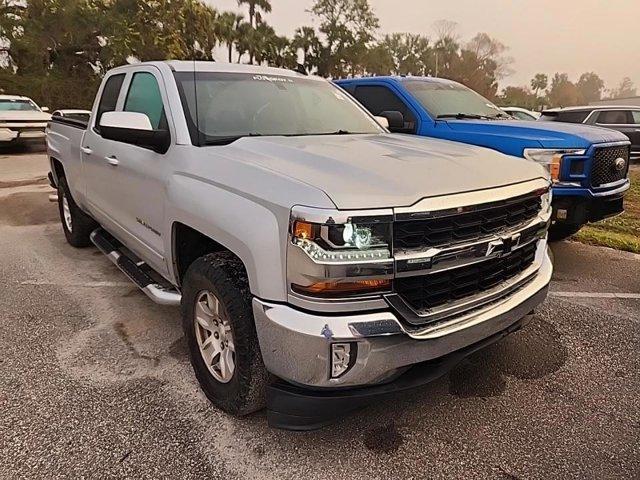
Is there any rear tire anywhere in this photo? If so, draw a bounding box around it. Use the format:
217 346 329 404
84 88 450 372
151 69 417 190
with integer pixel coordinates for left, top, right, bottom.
548 223 581 242
181 252 267 416
57 176 98 247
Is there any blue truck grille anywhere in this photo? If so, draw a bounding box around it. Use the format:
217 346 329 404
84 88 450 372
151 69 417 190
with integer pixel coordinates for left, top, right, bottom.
395 241 537 313
393 194 542 251
591 145 630 187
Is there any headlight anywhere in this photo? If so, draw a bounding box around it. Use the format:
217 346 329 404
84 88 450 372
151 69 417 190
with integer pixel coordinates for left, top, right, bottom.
523 149 585 182
288 208 393 298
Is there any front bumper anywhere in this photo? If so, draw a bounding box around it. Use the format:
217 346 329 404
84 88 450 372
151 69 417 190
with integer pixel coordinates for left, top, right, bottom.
253 245 552 390
0 127 46 144
552 182 628 226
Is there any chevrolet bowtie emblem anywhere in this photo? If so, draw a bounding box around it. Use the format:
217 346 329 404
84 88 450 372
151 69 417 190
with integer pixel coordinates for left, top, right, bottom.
486 233 521 256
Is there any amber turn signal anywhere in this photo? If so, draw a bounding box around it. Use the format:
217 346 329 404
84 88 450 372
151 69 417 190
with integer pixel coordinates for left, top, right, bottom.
292 279 391 297
293 220 313 239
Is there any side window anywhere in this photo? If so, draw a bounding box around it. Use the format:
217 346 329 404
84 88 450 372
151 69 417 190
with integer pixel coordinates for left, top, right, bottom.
124 72 167 130
631 111 640 124
556 110 589 123
353 85 416 132
596 110 632 125
95 74 125 129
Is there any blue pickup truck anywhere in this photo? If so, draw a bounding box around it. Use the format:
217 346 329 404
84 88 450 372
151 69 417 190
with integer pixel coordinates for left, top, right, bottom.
336 77 631 240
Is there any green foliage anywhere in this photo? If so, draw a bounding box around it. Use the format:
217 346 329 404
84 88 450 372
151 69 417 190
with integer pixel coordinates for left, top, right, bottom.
545 73 581 107
2 0 632 113
498 86 537 109
576 72 605 103
574 170 640 254
310 0 380 77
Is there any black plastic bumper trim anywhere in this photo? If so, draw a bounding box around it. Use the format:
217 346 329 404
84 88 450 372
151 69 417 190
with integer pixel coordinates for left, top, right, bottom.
266 317 526 430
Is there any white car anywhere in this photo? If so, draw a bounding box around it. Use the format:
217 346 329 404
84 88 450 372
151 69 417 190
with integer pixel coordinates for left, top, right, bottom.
0 95 51 146
500 107 541 121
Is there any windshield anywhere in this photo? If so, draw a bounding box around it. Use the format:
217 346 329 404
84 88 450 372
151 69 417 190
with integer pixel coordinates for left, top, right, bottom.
174 72 383 145
403 80 506 119
0 99 40 112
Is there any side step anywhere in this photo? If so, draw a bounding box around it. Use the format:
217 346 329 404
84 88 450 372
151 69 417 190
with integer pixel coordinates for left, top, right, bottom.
90 228 182 306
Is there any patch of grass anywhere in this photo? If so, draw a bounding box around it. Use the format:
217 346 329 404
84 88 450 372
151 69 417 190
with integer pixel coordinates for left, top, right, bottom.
573 168 640 254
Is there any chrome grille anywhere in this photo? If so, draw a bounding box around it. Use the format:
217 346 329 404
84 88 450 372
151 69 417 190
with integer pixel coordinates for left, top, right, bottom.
393 194 542 251
395 242 537 314
591 145 630 187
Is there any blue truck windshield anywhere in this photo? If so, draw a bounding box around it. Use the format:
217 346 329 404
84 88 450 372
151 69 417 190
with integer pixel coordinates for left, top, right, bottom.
174 72 383 145
403 80 506 119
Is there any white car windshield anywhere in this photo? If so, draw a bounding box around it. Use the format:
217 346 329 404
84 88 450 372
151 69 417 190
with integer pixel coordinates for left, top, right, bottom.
0 99 40 112
174 72 383 145
403 80 507 120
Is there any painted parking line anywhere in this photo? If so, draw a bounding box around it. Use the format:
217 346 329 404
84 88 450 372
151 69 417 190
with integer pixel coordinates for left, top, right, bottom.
550 291 640 300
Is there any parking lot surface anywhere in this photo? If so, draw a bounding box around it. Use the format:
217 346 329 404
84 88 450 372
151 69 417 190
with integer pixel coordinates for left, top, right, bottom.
1 152 638 479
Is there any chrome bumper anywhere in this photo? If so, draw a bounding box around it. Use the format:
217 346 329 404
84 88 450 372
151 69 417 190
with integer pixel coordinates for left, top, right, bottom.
253 245 553 389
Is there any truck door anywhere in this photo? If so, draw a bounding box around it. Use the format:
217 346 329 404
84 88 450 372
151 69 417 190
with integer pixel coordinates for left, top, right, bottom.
81 72 127 234
351 84 418 134
83 67 173 276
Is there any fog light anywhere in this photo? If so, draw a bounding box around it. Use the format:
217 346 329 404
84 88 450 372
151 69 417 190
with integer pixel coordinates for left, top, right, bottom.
331 343 355 378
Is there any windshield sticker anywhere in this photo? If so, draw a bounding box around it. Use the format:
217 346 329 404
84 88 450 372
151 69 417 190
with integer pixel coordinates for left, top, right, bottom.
252 75 294 83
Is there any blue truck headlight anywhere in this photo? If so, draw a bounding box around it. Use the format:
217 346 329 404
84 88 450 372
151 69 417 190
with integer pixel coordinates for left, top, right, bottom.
523 149 585 182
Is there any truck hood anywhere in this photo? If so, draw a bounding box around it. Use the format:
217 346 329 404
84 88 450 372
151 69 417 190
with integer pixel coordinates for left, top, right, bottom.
444 119 628 149
0 111 51 122
217 133 548 209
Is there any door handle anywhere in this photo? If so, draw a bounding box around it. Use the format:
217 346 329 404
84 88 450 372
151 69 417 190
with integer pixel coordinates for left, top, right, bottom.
81 146 92 155
106 155 119 166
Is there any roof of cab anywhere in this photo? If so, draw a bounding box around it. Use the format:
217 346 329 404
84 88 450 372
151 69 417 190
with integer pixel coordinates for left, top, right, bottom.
108 60 321 81
0 94 33 100
338 75 461 85
543 105 640 113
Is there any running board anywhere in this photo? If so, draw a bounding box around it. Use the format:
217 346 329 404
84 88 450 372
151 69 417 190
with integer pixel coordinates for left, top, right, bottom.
90 228 181 306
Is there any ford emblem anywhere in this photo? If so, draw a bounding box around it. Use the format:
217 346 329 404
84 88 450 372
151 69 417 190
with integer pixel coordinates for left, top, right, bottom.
614 157 626 171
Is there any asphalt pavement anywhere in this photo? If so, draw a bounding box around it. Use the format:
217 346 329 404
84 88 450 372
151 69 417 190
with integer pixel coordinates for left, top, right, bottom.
0 151 638 479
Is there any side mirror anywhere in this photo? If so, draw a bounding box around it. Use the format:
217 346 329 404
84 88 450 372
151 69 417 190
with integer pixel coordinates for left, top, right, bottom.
374 116 389 129
379 111 405 132
99 111 170 153
41 106 50 112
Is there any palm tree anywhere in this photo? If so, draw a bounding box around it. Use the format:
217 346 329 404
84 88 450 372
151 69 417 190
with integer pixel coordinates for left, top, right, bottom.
530 73 548 98
237 0 271 28
217 11 244 63
292 26 320 67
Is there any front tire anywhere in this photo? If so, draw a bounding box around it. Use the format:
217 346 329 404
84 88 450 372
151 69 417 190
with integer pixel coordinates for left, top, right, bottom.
57 176 98 247
181 252 267 416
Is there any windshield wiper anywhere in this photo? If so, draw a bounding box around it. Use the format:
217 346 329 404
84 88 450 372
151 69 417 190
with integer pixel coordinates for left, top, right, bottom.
436 113 488 120
202 133 262 146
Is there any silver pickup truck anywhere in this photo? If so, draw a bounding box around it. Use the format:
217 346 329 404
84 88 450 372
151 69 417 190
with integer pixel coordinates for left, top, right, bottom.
47 61 553 429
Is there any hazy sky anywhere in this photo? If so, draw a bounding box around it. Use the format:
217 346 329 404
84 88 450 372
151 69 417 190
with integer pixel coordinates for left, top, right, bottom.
208 0 640 92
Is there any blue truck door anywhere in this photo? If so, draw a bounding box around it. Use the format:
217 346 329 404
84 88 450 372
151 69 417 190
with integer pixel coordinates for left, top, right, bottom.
349 82 422 134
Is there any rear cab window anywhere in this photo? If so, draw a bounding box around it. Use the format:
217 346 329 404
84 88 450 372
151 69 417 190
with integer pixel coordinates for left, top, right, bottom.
557 111 590 123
